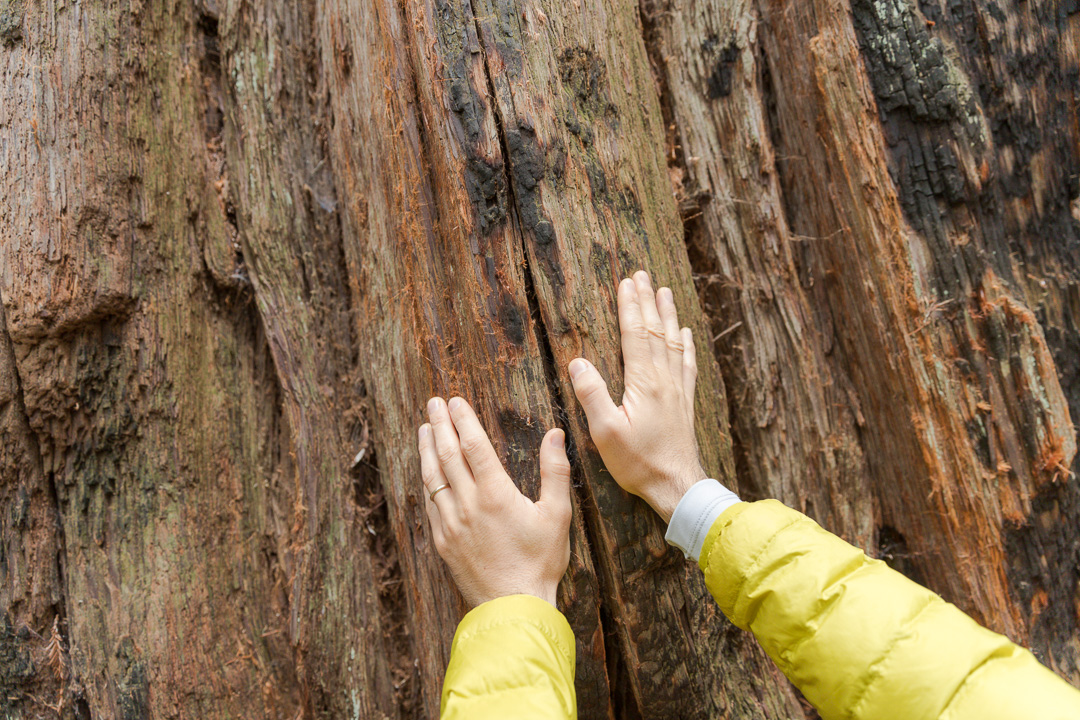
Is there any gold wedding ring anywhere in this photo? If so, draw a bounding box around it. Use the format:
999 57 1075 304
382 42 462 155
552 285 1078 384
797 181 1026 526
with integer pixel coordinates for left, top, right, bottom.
429 483 451 501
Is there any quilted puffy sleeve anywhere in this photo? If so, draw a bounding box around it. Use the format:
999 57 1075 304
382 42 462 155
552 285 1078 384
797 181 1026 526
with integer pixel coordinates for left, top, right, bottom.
699 500 1080 720
441 594 576 720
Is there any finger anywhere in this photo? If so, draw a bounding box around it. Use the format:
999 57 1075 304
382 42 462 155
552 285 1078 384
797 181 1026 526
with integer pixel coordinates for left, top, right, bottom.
682 327 697 404
617 277 652 384
568 358 624 441
633 271 669 371
446 396 505 485
427 396 476 493
418 422 456 519
656 286 684 381
538 429 572 521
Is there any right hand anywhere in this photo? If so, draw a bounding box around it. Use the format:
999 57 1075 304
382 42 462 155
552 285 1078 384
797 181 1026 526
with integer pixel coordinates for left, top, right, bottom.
568 270 707 523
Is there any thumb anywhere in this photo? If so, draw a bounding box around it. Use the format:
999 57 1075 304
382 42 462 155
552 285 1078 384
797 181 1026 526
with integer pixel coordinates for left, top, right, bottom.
568 358 620 437
538 428 572 519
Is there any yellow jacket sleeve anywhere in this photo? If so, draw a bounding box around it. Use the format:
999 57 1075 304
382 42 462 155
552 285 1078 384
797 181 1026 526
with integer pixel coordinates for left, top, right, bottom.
699 500 1080 720
441 594 576 719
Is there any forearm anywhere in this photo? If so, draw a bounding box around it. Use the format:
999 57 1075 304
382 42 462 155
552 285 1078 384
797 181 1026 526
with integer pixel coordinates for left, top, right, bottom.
441 594 577 720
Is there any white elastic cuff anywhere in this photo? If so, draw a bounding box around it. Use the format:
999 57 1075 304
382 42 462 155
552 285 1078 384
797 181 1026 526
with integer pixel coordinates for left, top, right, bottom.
664 478 741 561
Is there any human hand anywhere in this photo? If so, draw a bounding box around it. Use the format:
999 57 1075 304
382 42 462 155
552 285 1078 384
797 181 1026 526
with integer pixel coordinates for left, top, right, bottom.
418 396 573 608
568 271 706 523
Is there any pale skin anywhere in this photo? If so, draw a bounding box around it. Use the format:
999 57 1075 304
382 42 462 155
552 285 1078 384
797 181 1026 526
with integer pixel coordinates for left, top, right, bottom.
417 270 706 607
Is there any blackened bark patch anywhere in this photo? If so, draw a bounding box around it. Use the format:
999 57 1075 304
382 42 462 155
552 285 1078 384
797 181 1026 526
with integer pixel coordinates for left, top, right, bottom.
703 38 739 99
434 0 509 238
491 108 565 290
466 153 509 234
1003 481 1080 669
447 74 509 234
558 47 618 122
115 639 149 720
581 153 647 244
849 0 983 260
0 0 22 45
496 408 547 488
500 300 527 346
505 127 556 245
851 0 975 127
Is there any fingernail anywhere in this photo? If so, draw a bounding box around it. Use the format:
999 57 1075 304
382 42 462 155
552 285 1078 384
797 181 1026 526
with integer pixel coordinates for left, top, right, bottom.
418 424 431 440
448 397 462 412
551 430 565 449
658 287 672 301
635 270 650 285
569 358 588 380
427 397 441 415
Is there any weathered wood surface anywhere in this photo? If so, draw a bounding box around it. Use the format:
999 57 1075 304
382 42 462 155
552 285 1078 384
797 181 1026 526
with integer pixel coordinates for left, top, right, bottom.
0 2 314 717
644 0 1080 684
1 0 1078 718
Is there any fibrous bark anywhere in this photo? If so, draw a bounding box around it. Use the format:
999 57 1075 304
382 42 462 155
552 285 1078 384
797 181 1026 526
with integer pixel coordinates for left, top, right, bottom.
1 0 1077 718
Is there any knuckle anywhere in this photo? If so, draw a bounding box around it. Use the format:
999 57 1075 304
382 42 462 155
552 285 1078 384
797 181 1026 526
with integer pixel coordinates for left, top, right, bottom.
548 463 572 483
435 444 458 467
421 465 439 487
459 434 485 457
579 381 603 401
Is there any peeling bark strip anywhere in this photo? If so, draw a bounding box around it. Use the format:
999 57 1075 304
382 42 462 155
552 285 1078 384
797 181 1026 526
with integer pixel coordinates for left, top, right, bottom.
1 0 1078 719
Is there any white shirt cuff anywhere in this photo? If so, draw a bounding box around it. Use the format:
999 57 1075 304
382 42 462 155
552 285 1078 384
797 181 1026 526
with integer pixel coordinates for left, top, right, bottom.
664 478 742 561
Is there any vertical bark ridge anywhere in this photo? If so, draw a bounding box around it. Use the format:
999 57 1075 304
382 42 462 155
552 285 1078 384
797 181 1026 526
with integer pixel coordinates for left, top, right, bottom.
466 0 806 716
213 0 403 714
753 0 1079 680
637 0 875 550
480 36 627 714
1 1 310 716
0 293 70 714
847 0 1080 675
315 0 611 713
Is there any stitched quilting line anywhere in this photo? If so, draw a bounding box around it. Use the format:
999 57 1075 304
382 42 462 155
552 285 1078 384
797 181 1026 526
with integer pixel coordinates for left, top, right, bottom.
846 593 938 720
726 513 807 625
455 616 575 670
937 640 1018 720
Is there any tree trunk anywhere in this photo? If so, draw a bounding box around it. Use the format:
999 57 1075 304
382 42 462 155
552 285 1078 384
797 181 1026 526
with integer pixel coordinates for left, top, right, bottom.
1 0 1077 718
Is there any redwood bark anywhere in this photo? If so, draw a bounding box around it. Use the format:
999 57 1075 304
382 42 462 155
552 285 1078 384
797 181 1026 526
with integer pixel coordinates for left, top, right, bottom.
1 0 1078 718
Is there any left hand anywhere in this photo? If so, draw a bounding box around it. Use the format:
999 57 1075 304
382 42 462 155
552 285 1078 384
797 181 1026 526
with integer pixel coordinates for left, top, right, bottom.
418 396 573 608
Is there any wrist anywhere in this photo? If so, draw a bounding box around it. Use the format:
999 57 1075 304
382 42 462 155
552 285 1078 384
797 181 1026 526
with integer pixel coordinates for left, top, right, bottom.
646 465 707 523
474 583 559 609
